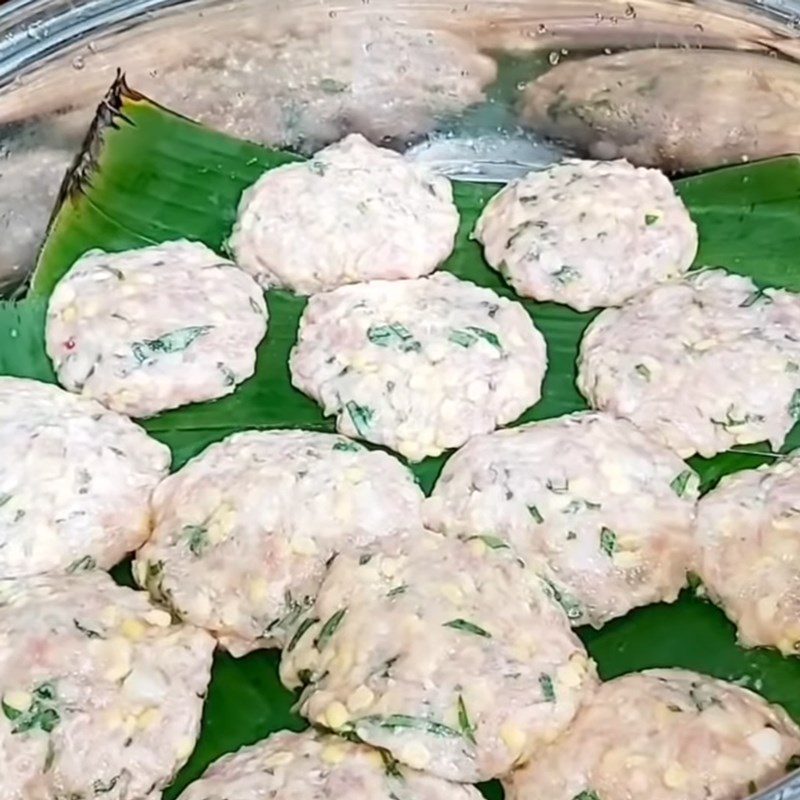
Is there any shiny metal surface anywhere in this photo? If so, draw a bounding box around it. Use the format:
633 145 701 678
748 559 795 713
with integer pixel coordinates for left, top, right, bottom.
0 0 798 292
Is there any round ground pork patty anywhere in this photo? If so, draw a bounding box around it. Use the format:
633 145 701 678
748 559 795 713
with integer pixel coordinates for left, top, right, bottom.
424 411 698 628
289 272 547 461
504 669 800 800
280 529 597 783
176 728 484 800
577 269 800 458
0 570 214 800
696 453 800 655
0 377 170 578
45 239 267 417
134 429 424 655
473 159 697 311
227 133 459 294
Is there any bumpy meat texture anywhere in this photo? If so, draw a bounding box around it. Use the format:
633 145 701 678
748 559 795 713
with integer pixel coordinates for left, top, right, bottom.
0 377 170 578
151 16 498 153
0 570 214 800
290 272 547 461
134 430 424 655
473 158 697 310
176 728 484 800
696 454 800 655
425 411 698 627
504 669 800 800
280 529 597 782
519 49 800 173
45 240 267 417
577 269 800 458
228 134 459 294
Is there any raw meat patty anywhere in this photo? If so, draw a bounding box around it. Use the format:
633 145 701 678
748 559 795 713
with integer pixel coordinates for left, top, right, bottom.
290 272 547 461
175 728 484 800
577 269 800 458
425 411 698 627
0 377 170 578
504 669 800 800
228 134 459 294
473 158 697 311
0 570 214 800
696 454 800 655
46 239 267 417
280 529 597 782
134 430 424 654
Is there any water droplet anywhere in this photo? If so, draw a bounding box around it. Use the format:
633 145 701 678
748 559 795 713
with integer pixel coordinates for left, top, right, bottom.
87 41 98 53
516 81 527 90
560 48 569 56
10 329 18 339
603 47 613 55
548 51 560 66
72 56 85 70
625 3 636 17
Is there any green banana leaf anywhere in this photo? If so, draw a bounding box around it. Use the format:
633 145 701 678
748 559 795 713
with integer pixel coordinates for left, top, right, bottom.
3 75 800 797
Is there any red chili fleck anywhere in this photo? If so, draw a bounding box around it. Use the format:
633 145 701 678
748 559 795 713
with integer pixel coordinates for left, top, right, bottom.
64 338 76 351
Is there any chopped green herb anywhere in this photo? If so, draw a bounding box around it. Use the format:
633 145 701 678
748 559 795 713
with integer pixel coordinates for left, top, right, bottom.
563 499 601 514
552 265 579 284
367 323 421 353
93 775 121 794
443 618 492 638
297 669 313 686
457 695 477 744
710 405 765 430
319 77 348 93
540 578 583 621
687 571 704 594
467 535 509 550
546 478 569 494
572 791 601 800
644 213 660 226
567 531 577 541
314 609 347 651
747 781 757 795
466 326 501 350
286 617 319 653
634 363 651 380
44 738 55 771
74 619 103 639
387 585 407 598
183 524 210 557
333 440 361 453
600 527 617 557
345 401 373 437
788 362 800 373
539 673 555 702
3 682 60 734
785 754 800 772
789 389 800 421
131 325 213 365
448 326 502 350
0 493 11 508
380 748 404 779
359 714 461 738
248 296 263 315
527 505 544 524
739 288 773 308
309 160 327 176
359 553 373 565
66 555 96 573
217 363 236 386
449 328 478 348
670 469 697 498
